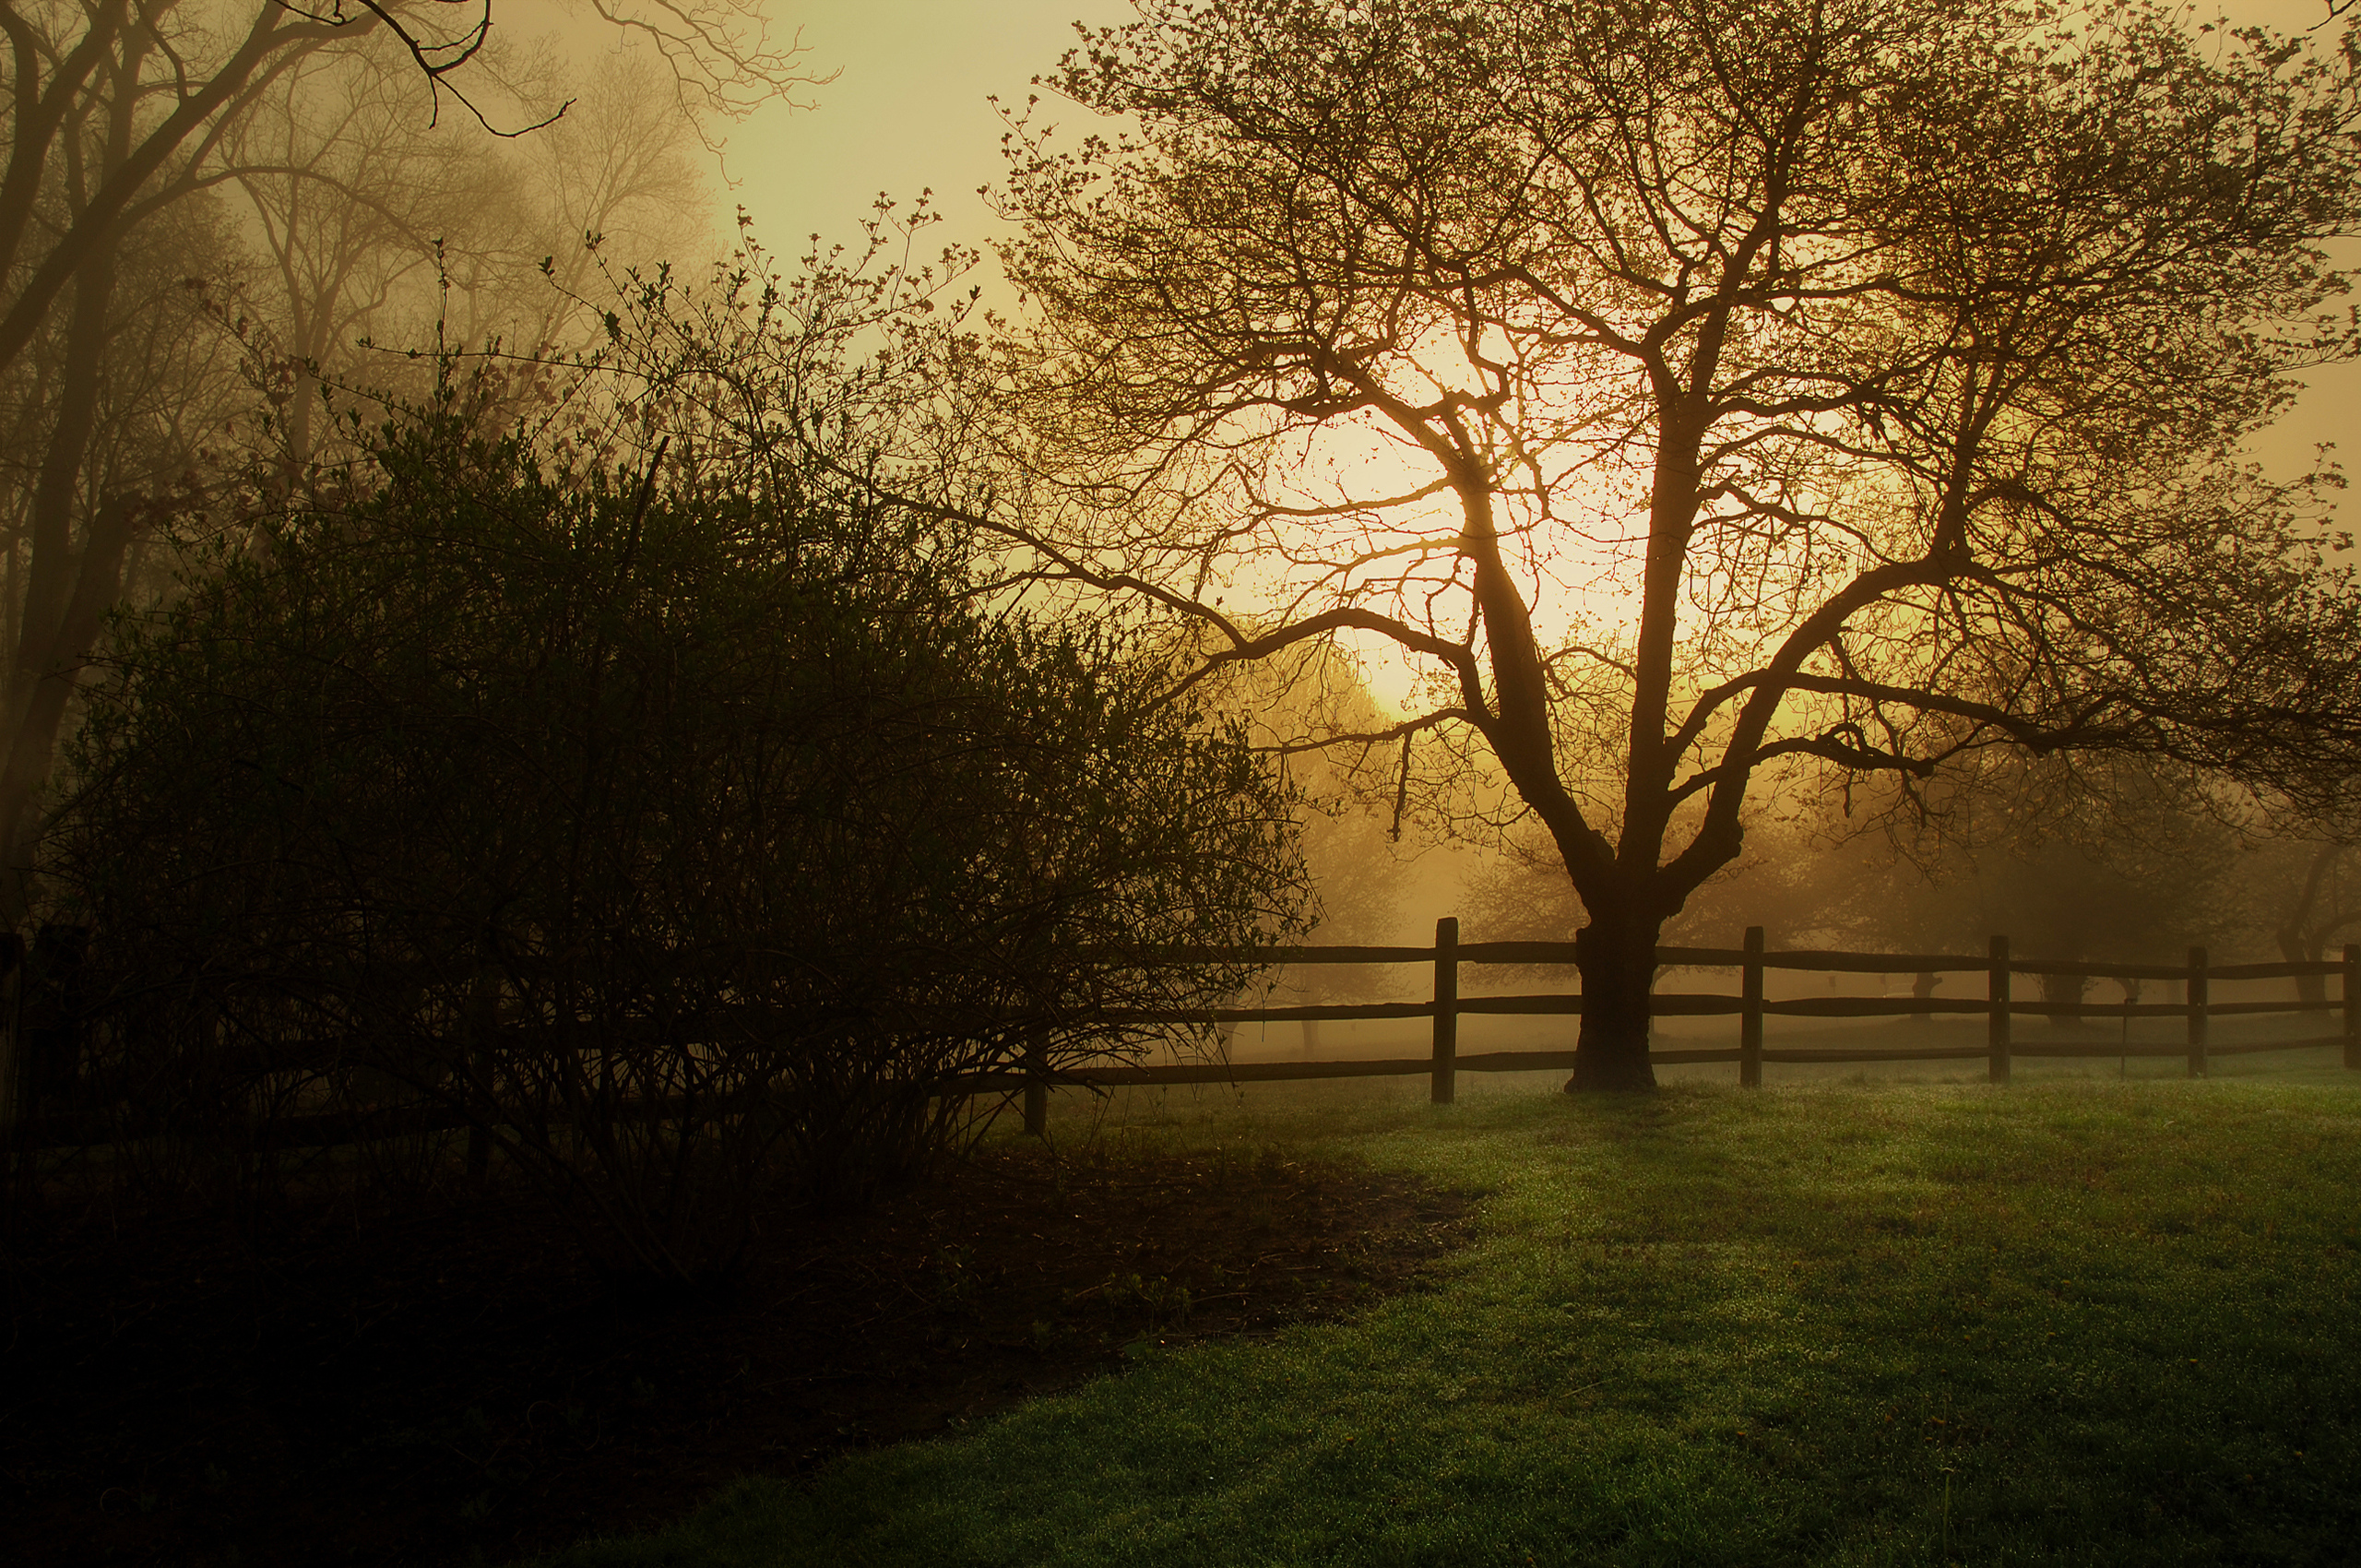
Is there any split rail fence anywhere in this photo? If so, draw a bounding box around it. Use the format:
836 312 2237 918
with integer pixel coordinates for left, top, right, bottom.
1014 920 2361 1132
5 923 2355 1151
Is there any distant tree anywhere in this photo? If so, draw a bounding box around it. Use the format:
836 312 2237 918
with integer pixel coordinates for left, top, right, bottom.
215 44 496 480
0 0 811 922
1916 766 2245 1021
219 42 714 480
2236 834 2361 1003
1465 756 2250 1029
982 0 2361 1089
1182 634 1423 944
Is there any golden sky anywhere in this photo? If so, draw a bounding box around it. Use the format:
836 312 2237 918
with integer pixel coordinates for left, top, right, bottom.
721 0 2354 476
694 1 2359 714
730 0 1133 258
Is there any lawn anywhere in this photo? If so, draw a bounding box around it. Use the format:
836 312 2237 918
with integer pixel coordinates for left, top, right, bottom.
548 1067 2361 1567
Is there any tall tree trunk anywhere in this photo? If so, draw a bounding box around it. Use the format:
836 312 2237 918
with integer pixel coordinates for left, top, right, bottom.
2279 842 2340 1007
1568 915 1659 1092
2279 928 2326 1006
0 494 136 923
0 248 136 925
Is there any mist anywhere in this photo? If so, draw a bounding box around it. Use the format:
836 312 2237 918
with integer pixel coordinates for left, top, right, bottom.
8 1 2361 1562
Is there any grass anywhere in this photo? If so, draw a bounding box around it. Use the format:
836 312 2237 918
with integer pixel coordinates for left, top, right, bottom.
546 1068 2361 1566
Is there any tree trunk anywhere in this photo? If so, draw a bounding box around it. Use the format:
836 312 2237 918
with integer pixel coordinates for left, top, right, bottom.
1567 918 1658 1092
0 241 139 925
1911 970 1939 1022
2280 929 2327 1006
2040 971 2089 1029
2279 841 2343 1006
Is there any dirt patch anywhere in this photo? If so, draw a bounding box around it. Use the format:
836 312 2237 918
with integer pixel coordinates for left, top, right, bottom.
2 1143 1479 1565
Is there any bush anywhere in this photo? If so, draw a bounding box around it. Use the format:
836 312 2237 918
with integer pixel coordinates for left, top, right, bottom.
42 406 1310 1278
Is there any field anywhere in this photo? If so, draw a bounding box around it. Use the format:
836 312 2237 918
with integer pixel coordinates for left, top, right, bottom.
550 1059 2361 1566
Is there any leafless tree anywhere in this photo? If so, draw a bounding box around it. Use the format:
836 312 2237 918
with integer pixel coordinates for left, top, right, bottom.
219 42 710 479
979 0 2361 1088
2243 834 2361 1002
0 0 812 921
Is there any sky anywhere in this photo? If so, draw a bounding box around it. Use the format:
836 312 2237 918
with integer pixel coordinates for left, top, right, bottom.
491 0 2361 474
710 0 2354 476
725 0 1135 266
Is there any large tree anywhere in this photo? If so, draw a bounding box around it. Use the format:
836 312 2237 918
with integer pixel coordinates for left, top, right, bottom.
985 0 2361 1089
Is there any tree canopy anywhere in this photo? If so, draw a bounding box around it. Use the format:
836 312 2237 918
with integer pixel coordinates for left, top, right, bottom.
984 0 2361 1087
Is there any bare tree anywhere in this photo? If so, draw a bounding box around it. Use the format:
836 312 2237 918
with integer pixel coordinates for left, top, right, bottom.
221 42 496 474
979 0 2361 1089
2248 836 2361 1002
220 42 710 478
0 0 813 921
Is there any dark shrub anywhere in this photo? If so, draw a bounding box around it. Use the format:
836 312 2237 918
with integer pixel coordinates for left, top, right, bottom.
43 410 1309 1278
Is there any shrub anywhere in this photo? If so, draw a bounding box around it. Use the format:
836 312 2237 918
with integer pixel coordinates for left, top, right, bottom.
42 407 1310 1279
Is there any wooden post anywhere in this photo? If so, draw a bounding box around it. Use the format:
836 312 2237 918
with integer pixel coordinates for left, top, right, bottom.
1987 934 2011 1085
0 934 22 1141
2344 943 2359 1072
1740 926 1764 1089
465 963 498 1182
1430 916 1459 1105
2187 946 2208 1079
1023 1029 1048 1136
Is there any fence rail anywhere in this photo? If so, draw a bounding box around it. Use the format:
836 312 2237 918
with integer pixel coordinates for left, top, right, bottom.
8 924 2357 1150
1019 922 2361 1128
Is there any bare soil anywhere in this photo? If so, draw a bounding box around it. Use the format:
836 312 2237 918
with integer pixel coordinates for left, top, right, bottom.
2 1142 1478 1566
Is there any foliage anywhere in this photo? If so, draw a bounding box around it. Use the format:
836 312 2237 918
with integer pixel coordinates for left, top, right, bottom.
42 390 1310 1280
981 0 2361 1086
1473 758 2249 952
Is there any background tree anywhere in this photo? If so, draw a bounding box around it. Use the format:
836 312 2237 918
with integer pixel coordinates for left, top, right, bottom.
220 41 712 478
1465 754 2252 1031
2233 832 2361 1002
983 0 2361 1089
0 0 804 921
219 40 509 479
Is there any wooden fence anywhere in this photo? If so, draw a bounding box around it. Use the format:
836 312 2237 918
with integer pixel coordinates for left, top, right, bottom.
1011 920 2361 1132
6 922 2356 1150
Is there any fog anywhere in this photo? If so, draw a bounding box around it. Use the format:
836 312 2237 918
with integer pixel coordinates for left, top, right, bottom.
12 5 2361 1560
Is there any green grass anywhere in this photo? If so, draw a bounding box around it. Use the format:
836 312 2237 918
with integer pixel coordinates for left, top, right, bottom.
549 1074 2361 1566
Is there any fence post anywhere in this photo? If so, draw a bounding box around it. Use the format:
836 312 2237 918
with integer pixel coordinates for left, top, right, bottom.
1430 916 1459 1106
465 963 498 1183
0 934 21 1141
1987 934 2011 1085
1023 1028 1049 1137
1740 926 1764 1089
2187 946 2208 1078
2345 944 2359 1072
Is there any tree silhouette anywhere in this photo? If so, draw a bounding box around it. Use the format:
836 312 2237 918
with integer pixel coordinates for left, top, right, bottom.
49 384 1311 1280
0 0 813 921
984 0 2361 1089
